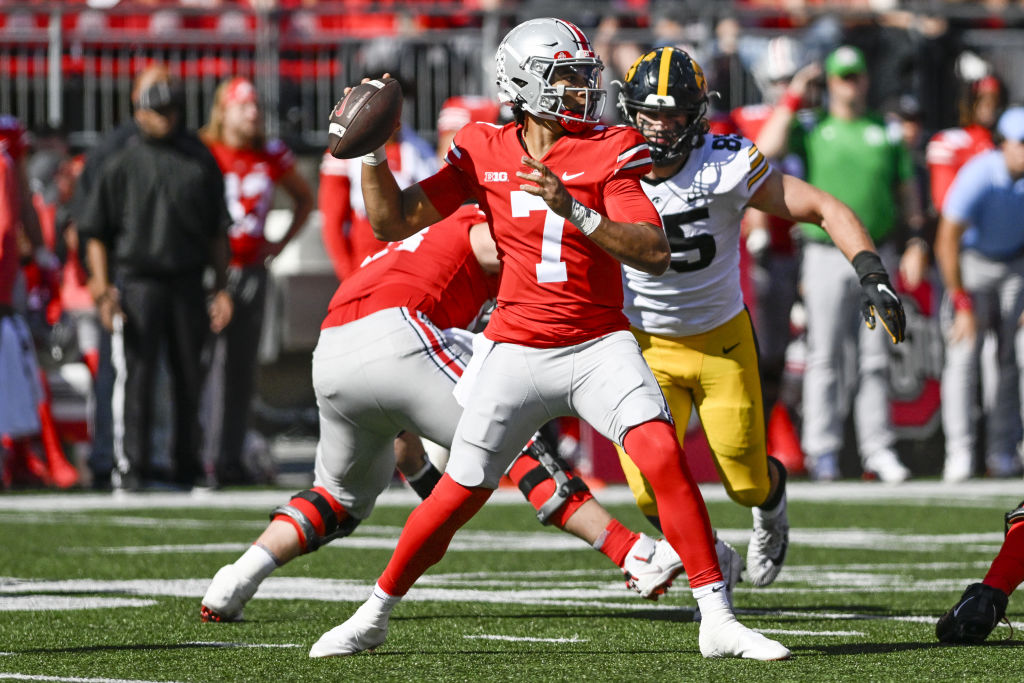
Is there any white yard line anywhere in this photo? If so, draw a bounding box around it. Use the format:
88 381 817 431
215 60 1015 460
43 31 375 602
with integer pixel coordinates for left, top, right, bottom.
463 634 587 643
0 675 182 683
0 480 1020 512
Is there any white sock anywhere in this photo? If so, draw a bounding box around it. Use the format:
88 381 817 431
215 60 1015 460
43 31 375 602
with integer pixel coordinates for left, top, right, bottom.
234 544 278 583
355 582 402 626
692 581 733 623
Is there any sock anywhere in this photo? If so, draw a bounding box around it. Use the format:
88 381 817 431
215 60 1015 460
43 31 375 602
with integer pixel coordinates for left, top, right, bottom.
406 460 443 500
984 521 1024 597
378 474 492 596
693 581 733 623
592 520 640 568
235 544 279 583
623 420 720 588
758 456 788 514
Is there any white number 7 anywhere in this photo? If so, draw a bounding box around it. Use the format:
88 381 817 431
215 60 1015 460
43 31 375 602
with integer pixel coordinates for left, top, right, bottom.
510 190 568 283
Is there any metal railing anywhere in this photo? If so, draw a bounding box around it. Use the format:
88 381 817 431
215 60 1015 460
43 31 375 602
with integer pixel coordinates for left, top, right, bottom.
3 3 1024 151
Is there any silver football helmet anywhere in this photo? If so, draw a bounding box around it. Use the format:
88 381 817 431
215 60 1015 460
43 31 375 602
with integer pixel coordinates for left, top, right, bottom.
495 17 605 132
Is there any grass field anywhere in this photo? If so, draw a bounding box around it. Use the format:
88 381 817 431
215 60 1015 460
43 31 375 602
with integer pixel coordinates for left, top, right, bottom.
0 480 1021 682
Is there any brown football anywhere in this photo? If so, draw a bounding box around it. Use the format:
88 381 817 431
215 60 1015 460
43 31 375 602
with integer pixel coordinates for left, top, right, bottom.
327 78 403 159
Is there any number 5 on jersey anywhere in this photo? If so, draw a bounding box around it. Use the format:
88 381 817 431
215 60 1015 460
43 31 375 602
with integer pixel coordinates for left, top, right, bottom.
511 190 568 284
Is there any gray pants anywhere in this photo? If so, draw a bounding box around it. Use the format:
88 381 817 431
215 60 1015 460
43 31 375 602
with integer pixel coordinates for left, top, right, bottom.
941 250 1024 463
800 241 897 463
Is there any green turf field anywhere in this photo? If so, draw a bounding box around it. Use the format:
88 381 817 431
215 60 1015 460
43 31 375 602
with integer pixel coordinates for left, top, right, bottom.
0 481 1020 682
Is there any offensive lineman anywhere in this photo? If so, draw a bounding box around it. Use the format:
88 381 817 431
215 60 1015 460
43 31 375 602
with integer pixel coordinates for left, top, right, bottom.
312 18 790 661
613 47 907 587
199 185 688 624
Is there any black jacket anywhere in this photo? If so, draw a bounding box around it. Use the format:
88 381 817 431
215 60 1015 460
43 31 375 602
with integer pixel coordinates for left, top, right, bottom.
77 127 230 277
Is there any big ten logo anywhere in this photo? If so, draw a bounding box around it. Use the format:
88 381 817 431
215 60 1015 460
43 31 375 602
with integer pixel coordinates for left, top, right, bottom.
484 171 508 182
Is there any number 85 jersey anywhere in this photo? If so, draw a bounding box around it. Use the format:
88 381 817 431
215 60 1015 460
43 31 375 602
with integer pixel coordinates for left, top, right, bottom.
420 121 661 347
623 133 772 337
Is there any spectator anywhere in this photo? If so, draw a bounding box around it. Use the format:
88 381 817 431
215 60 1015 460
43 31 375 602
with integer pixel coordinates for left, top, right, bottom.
0 129 46 489
759 45 925 482
934 107 1024 481
199 77 313 486
318 89 437 280
77 65 234 492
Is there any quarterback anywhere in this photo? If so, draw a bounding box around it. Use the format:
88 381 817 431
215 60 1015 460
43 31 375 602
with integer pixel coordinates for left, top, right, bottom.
311 18 790 661
614 47 907 588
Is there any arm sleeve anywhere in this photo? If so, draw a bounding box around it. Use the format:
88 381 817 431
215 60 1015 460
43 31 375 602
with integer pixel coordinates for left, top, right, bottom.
603 176 661 227
75 161 116 245
318 171 354 280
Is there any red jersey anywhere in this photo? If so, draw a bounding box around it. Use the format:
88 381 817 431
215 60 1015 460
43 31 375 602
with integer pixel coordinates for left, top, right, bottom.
0 148 19 306
926 124 994 211
421 122 660 347
206 138 295 267
321 203 497 331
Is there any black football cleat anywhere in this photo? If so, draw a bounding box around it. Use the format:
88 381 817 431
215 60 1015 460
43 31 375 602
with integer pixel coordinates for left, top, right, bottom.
936 583 1008 644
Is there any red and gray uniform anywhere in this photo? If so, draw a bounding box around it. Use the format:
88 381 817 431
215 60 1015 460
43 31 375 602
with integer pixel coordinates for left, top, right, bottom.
311 204 497 519
418 121 671 488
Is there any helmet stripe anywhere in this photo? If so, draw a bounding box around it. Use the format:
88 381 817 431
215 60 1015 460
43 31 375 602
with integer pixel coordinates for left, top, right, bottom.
657 47 673 97
556 19 592 52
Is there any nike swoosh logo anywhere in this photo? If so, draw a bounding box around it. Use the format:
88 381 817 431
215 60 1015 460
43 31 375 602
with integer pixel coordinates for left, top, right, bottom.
562 171 585 181
953 595 975 618
723 343 740 354
711 585 724 593
877 283 898 301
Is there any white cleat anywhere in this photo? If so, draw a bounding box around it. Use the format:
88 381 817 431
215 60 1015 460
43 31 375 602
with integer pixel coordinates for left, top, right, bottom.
864 449 910 484
747 495 789 588
200 564 258 623
695 537 744 622
309 601 389 658
699 614 791 660
622 533 684 600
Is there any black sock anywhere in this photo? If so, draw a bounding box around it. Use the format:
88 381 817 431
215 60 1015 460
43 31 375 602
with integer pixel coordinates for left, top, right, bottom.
406 462 443 499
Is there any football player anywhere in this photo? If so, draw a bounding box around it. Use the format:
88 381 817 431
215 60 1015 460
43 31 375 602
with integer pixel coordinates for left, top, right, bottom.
937 498 1024 643
613 47 907 588
199 126 689 627
312 18 790 661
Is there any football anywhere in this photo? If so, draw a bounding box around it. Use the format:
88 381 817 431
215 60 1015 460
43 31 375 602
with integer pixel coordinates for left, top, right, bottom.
327 78 403 159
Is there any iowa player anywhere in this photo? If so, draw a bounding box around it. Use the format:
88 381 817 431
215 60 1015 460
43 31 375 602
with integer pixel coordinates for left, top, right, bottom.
614 47 907 589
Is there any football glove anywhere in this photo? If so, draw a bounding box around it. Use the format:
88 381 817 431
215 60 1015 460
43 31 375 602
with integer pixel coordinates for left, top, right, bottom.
852 251 906 344
936 583 1008 644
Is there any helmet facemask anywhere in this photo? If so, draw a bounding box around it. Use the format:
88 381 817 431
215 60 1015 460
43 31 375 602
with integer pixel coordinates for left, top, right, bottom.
621 97 709 164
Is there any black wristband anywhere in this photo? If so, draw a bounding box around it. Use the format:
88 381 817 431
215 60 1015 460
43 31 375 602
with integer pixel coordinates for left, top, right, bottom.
852 250 887 283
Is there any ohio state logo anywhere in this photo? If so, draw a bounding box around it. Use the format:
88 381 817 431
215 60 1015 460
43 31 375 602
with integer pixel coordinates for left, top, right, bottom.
554 50 571 59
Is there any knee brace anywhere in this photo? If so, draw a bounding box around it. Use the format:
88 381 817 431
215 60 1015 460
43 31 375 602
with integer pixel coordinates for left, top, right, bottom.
271 486 360 553
507 433 590 525
1005 499 1024 536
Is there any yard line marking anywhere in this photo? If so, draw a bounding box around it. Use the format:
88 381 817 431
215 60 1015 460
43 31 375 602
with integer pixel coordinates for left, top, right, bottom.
0 597 156 612
182 642 302 649
463 634 587 643
755 629 865 636
0 674 182 683
1 480 1021 512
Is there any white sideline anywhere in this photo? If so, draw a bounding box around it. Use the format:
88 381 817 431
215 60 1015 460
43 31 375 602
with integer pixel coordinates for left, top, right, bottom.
0 479 1021 512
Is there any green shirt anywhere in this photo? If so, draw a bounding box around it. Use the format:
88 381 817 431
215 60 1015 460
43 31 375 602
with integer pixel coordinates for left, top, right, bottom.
791 111 912 244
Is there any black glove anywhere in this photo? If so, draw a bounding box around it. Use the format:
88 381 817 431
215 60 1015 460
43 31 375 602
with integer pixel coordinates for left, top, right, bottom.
852 251 906 344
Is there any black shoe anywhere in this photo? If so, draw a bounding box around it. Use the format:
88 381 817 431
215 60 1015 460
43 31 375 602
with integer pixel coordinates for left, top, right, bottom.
936 583 1008 644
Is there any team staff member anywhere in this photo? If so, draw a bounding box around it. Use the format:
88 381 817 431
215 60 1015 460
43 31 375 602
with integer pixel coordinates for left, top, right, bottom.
614 47 906 589
200 77 313 486
315 18 790 661
934 107 1024 482
78 67 234 492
